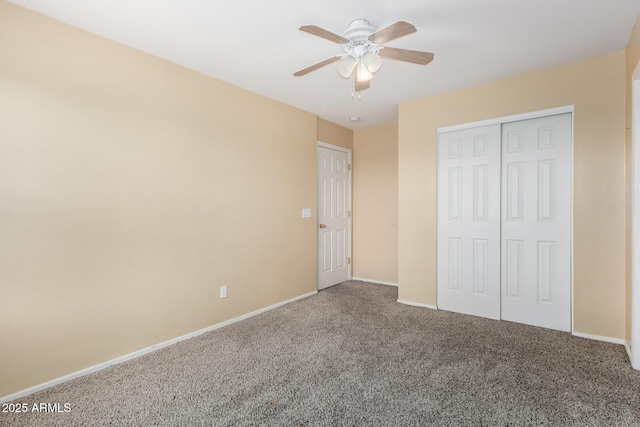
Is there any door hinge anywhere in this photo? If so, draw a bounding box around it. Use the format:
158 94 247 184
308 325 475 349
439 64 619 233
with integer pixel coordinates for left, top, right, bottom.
348 257 351 264
348 210 351 217
348 164 351 171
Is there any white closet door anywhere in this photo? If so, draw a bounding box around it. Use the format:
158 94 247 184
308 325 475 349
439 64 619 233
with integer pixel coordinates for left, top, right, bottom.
501 113 572 331
437 125 501 319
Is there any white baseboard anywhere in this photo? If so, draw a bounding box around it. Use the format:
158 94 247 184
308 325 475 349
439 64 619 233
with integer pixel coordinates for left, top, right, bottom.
625 341 633 361
0 290 317 403
351 277 398 287
572 331 625 346
397 299 438 310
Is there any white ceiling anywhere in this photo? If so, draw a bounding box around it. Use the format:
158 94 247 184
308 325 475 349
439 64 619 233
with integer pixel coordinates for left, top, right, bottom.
9 0 640 129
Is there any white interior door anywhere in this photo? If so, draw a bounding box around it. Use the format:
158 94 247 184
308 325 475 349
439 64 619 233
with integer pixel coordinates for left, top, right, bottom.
317 145 350 290
501 113 572 331
437 125 502 319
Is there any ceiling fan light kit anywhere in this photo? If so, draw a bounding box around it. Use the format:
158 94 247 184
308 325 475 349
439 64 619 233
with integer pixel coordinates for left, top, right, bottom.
294 19 434 99
362 52 382 73
336 55 357 78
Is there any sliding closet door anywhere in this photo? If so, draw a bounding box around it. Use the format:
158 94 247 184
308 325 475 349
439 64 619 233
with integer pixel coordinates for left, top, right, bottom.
437 125 501 319
501 113 572 331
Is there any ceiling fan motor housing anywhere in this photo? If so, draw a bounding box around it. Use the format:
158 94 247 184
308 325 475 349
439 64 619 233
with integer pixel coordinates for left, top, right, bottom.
341 19 380 60
343 19 376 42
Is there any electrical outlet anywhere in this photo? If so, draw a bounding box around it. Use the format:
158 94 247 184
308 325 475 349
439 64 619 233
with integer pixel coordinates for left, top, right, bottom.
220 285 227 299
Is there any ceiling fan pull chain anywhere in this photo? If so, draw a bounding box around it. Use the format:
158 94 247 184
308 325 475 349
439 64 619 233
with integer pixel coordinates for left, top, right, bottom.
351 76 355 99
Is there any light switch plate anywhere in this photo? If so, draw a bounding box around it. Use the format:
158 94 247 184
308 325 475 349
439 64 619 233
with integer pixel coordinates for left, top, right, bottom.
302 208 312 218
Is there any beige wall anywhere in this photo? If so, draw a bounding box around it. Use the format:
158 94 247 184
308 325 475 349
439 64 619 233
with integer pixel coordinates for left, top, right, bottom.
0 2 318 398
353 124 398 284
625 17 640 346
399 52 626 339
317 118 353 150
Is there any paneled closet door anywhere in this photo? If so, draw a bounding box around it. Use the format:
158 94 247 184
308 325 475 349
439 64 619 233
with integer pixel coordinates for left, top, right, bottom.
501 113 572 332
437 125 501 320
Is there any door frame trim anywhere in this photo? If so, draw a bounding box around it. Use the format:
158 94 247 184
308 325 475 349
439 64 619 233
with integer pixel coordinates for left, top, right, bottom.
631 64 640 369
437 105 575 134
436 106 575 332
317 141 352 287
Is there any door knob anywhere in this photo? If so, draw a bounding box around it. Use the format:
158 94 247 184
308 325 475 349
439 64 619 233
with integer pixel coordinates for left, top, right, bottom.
319 224 326 228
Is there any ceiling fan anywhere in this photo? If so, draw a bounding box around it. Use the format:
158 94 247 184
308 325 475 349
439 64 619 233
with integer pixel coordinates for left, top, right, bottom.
294 19 434 96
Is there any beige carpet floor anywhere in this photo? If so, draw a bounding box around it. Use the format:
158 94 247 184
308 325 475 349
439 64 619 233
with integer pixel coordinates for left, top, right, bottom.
3 281 640 426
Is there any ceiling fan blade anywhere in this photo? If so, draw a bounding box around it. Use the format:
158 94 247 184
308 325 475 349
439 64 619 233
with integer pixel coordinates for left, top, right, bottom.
299 25 349 44
355 79 370 92
369 21 416 44
379 47 434 65
293 56 342 77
